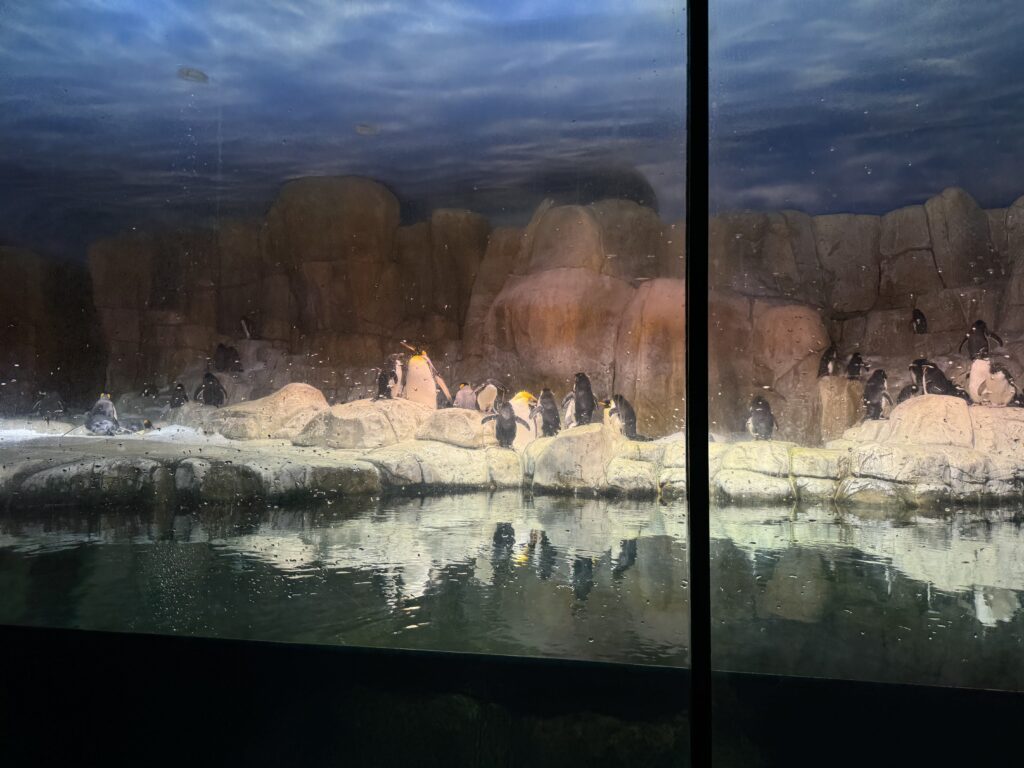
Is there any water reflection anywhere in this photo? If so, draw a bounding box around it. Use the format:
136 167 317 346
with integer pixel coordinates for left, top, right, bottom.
0 493 689 665
6 496 1024 686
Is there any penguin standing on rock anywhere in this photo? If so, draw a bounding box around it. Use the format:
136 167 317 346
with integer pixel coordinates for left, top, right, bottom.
960 320 1004 403
531 388 561 437
911 309 928 334
909 358 970 401
562 372 596 426
817 345 840 378
896 384 919 404
453 383 478 410
984 362 1016 407
746 396 777 441
846 353 870 380
373 367 397 401
482 402 531 449
862 370 894 420
609 394 652 441
475 379 505 413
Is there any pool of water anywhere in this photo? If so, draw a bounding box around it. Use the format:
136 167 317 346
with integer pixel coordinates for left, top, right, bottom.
4 493 1024 689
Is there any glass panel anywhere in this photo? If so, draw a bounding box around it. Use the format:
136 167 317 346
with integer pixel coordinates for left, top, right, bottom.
710 0 1024 691
0 1 687 667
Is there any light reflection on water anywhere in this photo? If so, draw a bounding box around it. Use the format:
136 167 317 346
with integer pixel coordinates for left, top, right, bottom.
4 495 1024 686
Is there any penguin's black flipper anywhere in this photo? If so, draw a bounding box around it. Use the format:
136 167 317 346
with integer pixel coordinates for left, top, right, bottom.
481 415 497 424
515 416 532 429
992 331 1005 347
883 393 894 406
958 335 969 353
608 408 619 417
561 392 574 408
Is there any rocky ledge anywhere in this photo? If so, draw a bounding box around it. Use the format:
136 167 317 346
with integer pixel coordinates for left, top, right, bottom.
0 385 686 511
713 394 1024 509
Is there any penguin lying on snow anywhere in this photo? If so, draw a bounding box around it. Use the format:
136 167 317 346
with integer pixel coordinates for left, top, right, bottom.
609 394 653 441
85 394 152 436
482 402 531 449
862 370 894 420
746 396 777 440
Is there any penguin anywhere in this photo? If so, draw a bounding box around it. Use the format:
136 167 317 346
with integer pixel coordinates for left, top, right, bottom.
911 309 928 335
169 382 189 408
453 383 477 409
31 390 65 424
984 362 1016 407
509 391 539 450
482 402 531 449
896 384 919 404
140 383 159 398
817 345 839 378
530 388 561 437
194 372 228 407
403 350 451 409
475 379 504 413
908 358 970 401
85 393 121 435
373 367 397 401
862 370 894 420
240 315 260 340
609 394 653 441
846 353 870 380
959 320 1003 360
745 396 776 440
213 343 243 373
561 372 596 426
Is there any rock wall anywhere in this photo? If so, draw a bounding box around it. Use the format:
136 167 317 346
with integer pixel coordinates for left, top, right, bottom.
0 247 104 413
709 186 1023 445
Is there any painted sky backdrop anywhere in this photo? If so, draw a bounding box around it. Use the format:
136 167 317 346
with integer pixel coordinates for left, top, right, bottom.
0 0 685 259
4 1 1024 261
712 0 1024 215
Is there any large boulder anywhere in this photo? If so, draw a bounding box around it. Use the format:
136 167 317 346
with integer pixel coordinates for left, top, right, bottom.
812 213 881 313
527 424 626 493
590 199 666 281
293 397 431 450
208 383 329 440
924 187 997 288
364 440 521 490
415 407 498 449
614 278 685 436
879 205 931 257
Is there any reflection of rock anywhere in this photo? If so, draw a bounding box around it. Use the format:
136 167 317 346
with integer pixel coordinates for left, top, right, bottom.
756 549 829 623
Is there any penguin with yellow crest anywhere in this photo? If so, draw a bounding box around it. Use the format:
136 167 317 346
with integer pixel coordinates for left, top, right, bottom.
398 342 452 409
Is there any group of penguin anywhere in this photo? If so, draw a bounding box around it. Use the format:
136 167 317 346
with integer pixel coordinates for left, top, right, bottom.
745 313 1021 441
373 350 650 449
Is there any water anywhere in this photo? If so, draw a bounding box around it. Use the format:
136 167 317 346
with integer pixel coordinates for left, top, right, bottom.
4 494 1024 689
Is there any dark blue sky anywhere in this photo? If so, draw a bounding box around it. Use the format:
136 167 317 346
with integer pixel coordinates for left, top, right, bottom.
0 0 685 259
3 1 1023 262
711 0 1024 215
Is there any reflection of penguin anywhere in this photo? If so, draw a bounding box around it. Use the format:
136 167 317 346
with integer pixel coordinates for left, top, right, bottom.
817 345 839 378
194 372 227 407
862 370 894 420
169 382 189 408
746 396 776 440
562 372 596 426
610 394 652 441
911 309 928 334
571 556 595 601
846 353 870 380
85 393 120 435
612 539 638 577
959 320 1003 360
908 358 970 401
482 402 531 449
531 387 561 437
453 383 477 410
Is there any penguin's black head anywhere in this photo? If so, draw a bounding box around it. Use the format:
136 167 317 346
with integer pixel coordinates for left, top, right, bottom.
750 395 770 410
913 309 925 319
204 372 216 383
868 369 887 384
973 320 987 331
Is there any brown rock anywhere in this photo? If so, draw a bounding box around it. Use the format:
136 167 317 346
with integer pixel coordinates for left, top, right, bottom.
483 268 635 397
462 227 522 355
590 199 664 281
430 209 490 327
613 278 685 436
818 377 864 443
987 208 1009 272
879 205 931 257
924 187 996 288
812 213 881 313
526 205 605 273
708 289 753 435
878 249 942 308
659 220 686 279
